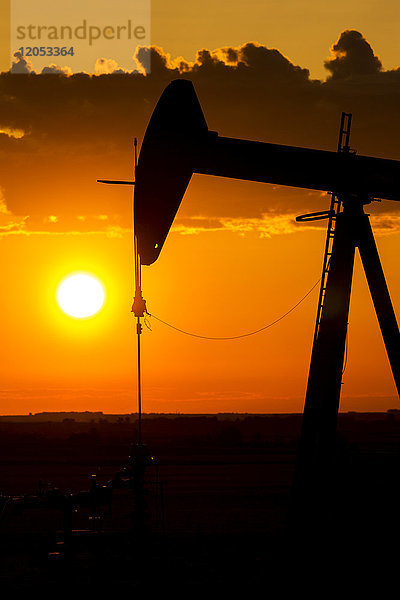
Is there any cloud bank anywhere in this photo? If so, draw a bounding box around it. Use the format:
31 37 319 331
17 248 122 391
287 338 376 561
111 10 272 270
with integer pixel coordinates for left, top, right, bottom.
1 31 400 237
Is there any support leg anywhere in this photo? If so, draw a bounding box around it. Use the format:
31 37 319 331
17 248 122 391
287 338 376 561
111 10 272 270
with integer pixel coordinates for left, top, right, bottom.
357 215 400 396
291 211 356 529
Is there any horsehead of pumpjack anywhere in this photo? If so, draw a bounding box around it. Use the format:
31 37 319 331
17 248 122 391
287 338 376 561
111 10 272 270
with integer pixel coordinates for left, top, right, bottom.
134 78 400 265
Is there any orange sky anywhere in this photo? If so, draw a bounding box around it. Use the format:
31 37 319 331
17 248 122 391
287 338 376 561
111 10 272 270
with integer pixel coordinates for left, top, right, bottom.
1 201 399 415
0 7 400 414
150 0 400 79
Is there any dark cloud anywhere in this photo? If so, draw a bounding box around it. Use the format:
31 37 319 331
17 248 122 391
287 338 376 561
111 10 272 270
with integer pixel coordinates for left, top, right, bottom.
325 30 382 79
220 47 238 64
0 32 400 236
11 51 34 74
238 42 310 82
41 64 73 75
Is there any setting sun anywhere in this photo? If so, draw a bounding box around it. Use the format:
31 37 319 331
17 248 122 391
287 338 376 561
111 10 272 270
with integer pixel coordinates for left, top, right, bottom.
56 273 105 319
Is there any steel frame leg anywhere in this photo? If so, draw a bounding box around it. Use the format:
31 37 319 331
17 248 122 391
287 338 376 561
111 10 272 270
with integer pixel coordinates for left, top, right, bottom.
357 215 400 396
291 207 400 531
291 209 356 528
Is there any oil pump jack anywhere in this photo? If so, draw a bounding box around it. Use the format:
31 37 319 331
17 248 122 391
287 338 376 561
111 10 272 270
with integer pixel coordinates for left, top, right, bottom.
104 79 400 530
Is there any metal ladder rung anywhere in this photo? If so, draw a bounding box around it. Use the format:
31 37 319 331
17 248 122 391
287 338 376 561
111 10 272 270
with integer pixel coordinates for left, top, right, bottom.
313 112 352 342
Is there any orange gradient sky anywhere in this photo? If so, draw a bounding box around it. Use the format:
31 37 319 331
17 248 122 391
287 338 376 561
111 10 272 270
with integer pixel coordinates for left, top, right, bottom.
0 4 400 414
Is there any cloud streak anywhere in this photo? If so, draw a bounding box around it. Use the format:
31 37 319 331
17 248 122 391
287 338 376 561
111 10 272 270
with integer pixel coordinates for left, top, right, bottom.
172 214 319 237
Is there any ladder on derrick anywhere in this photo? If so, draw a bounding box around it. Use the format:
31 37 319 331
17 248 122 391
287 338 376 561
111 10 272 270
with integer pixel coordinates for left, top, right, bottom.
313 112 353 343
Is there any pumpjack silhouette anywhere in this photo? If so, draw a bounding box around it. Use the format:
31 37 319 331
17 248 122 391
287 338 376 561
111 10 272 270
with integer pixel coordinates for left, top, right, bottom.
108 79 400 529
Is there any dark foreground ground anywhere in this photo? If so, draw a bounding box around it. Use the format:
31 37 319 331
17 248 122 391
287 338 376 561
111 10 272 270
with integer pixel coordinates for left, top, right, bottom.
0 411 399 591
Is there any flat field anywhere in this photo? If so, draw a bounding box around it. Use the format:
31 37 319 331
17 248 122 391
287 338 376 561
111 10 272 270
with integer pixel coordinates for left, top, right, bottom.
0 412 399 590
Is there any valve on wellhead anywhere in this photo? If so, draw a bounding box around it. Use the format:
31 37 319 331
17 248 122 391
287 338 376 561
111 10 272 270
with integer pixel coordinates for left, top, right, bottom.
131 288 147 317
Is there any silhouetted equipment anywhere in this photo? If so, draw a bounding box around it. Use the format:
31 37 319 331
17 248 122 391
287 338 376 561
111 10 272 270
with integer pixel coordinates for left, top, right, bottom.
134 80 400 265
98 179 135 185
133 79 400 528
1 456 164 563
98 138 158 539
99 138 146 446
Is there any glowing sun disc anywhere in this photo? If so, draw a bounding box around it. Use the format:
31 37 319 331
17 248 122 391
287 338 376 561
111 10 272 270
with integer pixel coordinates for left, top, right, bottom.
57 273 105 318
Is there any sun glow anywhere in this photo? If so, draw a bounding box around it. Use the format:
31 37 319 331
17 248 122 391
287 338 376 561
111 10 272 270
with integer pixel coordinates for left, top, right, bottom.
57 273 105 319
